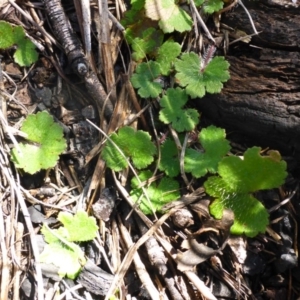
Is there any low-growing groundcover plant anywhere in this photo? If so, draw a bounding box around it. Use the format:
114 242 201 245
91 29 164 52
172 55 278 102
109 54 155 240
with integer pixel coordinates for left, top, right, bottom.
39 210 98 279
100 0 288 237
102 126 287 237
0 20 38 66
10 111 67 174
7 0 288 280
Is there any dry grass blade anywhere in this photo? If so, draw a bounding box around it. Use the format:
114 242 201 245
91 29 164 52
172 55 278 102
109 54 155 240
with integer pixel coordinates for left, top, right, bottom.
104 206 176 300
118 215 161 299
155 235 218 300
0 118 43 300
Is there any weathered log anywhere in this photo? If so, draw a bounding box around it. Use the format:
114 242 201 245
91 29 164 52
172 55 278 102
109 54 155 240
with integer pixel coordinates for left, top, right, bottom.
196 0 300 158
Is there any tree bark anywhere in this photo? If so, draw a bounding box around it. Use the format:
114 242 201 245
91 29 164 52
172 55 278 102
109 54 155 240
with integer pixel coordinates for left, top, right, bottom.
196 0 300 157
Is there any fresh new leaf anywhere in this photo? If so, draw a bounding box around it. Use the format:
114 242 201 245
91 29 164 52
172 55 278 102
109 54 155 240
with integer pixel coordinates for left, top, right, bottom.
175 52 230 98
40 224 87 279
184 126 230 178
145 0 193 33
0 21 38 66
40 241 86 279
15 37 39 67
156 40 181 75
205 147 287 237
0 21 14 48
126 27 163 61
131 171 180 214
57 210 98 242
159 138 180 177
11 111 67 174
102 126 157 171
40 210 99 279
42 225 69 244
159 87 199 132
199 0 224 13
131 61 163 98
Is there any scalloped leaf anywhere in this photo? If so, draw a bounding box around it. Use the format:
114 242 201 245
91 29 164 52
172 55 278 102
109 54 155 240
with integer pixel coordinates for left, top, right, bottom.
159 87 199 132
131 170 180 214
131 61 163 98
40 224 87 279
14 37 39 67
184 126 230 178
203 0 224 13
205 147 287 237
174 52 230 98
57 210 98 242
145 0 193 33
156 40 181 75
210 191 269 238
10 111 67 174
0 20 14 48
0 21 38 66
40 241 86 279
102 126 157 171
126 27 163 61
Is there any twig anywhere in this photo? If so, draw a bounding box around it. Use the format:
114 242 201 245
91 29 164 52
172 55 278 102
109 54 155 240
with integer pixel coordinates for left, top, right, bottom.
0 151 44 300
189 0 215 44
238 0 259 35
0 193 10 300
8 0 57 45
13 222 24 300
80 0 92 61
180 133 192 190
118 215 161 299
108 11 125 31
104 207 177 300
41 0 114 119
155 234 218 300
229 31 262 45
135 216 186 300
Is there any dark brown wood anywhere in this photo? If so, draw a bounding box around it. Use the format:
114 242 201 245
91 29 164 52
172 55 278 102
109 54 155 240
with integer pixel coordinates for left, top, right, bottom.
196 0 300 158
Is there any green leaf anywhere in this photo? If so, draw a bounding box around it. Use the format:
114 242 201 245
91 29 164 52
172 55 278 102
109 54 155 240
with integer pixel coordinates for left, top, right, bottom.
194 0 223 13
0 21 14 48
131 171 180 214
159 87 200 132
40 240 86 279
159 138 180 177
194 0 204 6
205 147 287 237
41 225 69 244
126 27 163 61
131 61 163 98
40 224 87 279
175 52 230 98
131 0 146 11
210 193 269 237
102 126 157 171
145 0 193 33
57 210 98 242
0 21 38 66
202 0 224 13
39 210 99 279
156 40 181 75
184 126 230 178
14 37 39 66
213 147 287 193
10 111 67 174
